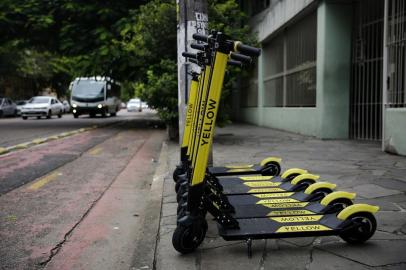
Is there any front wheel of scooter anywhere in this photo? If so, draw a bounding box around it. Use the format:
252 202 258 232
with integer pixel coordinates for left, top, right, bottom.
172 218 208 254
261 161 281 176
173 166 185 182
340 213 376 244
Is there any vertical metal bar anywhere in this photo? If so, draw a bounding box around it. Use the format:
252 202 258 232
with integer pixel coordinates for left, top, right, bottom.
283 30 287 107
382 0 389 150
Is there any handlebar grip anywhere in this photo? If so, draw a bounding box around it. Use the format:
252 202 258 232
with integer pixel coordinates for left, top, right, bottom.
191 43 205 51
230 52 252 64
182 52 197 59
228 60 243 68
192 33 209 42
234 41 261 57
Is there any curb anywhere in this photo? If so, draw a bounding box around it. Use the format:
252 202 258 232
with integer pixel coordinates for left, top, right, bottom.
130 141 169 270
0 125 99 156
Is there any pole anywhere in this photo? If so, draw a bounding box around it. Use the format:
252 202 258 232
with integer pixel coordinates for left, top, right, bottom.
177 0 209 155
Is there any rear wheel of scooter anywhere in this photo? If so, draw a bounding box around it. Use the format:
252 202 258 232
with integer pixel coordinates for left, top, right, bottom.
327 198 353 213
291 180 316 192
172 218 208 254
261 161 281 176
308 188 333 202
340 213 376 244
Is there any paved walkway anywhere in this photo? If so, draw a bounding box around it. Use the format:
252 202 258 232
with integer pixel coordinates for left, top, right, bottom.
156 123 406 270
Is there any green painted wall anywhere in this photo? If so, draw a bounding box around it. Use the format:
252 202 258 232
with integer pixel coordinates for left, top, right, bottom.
316 1 352 139
239 0 353 140
384 109 406 156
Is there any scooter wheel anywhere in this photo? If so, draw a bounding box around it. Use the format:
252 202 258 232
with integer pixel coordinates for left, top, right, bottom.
291 180 316 192
261 161 281 176
172 219 208 254
173 166 185 182
308 188 333 202
340 213 376 244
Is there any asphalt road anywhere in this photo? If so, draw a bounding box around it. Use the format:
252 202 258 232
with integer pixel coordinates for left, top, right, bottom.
0 111 166 270
0 110 154 148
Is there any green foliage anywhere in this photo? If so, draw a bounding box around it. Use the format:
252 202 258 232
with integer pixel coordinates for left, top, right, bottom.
0 0 253 126
135 59 178 125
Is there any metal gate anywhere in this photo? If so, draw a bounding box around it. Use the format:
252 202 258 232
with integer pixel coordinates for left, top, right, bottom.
386 0 406 108
350 0 384 141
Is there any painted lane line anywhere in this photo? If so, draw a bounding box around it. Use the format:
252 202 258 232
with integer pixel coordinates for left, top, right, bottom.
0 147 8 155
89 146 103 156
32 138 48 144
28 171 60 190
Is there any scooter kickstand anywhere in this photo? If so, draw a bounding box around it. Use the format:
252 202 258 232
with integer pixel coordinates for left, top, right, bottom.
246 238 252 258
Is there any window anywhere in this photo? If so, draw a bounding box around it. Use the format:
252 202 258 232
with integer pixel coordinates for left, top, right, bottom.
263 12 317 107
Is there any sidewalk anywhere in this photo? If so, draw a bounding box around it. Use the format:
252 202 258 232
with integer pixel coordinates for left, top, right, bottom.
156 123 406 270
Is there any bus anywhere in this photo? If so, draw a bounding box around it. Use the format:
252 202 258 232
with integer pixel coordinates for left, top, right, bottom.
69 77 121 118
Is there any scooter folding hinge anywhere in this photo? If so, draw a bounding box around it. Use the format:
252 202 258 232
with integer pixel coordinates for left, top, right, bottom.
216 213 239 229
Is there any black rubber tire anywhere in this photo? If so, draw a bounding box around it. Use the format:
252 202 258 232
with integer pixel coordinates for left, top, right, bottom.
58 112 62 118
261 161 281 176
13 110 17 117
22 116 27 120
325 198 354 214
291 180 316 192
340 213 377 244
0 110 3 118
308 188 333 202
173 166 185 182
172 218 207 254
46 110 51 119
283 173 301 182
37 116 41 119
73 114 79 118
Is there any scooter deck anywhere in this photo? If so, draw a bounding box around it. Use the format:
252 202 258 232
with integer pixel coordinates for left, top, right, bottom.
208 165 262 176
227 191 311 206
218 213 341 241
228 200 326 219
221 180 299 195
217 174 284 185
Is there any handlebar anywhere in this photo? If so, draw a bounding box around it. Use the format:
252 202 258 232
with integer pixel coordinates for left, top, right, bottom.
192 33 209 42
234 41 261 57
228 60 243 68
182 52 197 59
230 52 252 64
191 43 205 51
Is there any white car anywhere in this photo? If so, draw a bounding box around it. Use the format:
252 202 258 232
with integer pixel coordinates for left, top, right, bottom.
21 96 64 120
127 98 142 112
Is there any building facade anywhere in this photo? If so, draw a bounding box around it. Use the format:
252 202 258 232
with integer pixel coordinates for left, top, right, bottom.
235 0 406 156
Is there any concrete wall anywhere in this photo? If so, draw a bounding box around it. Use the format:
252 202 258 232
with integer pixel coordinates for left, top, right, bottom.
239 0 353 139
316 1 352 139
251 0 316 42
384 109 406 156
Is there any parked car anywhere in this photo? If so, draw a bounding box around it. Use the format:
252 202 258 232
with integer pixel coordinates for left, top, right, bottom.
127 98 142 112
141 102 149 110
120 102 127 109
62 100 71 113
15 100 27 115
0 97 17 117
21 96 64 119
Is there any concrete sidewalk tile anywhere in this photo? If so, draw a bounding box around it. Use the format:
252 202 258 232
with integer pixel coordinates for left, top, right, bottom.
262 240 312 270
317 240 406 267
376 212 406 234
155 231 196 270
200 240 265 270
352 184 402 198
309 249 371 270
